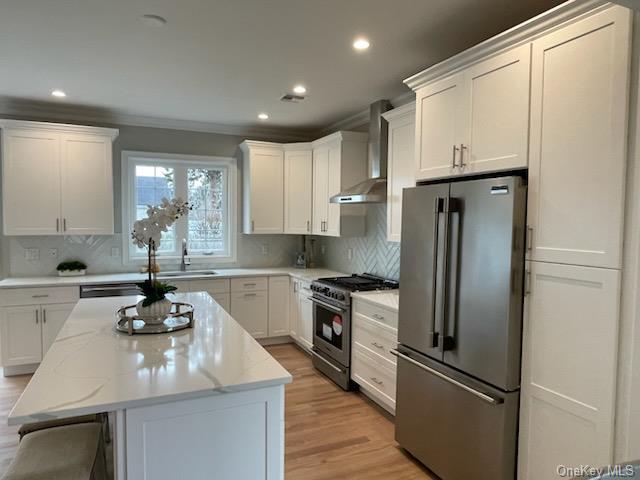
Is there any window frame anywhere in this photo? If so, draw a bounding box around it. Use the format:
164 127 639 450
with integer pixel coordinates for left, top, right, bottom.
121 150 237 265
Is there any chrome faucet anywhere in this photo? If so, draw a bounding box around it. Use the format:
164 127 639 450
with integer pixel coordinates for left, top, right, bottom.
180 238 190 271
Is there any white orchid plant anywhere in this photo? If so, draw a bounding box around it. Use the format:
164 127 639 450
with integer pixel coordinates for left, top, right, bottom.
132 197 191 302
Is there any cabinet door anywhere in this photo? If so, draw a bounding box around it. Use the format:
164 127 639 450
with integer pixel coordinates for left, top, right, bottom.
464 44 530 174
284 149 312 234
297 294 314 350
288 280 299 340
41 303 75 355
60 133 114 235
386 108 415 242
246 149 284 234
527 6 631 269
518 262 620 479
312 147 329 235
0 306 42 366
325 142 342 237
268 276 289 337
414 73 465 181
230 291 268 338
2 128 61 235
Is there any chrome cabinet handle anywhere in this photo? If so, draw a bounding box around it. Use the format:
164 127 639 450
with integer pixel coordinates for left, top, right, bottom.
372 313 385 321
251 220 255 232
307 220 310 232
526 226 533 252
451 145 460 168
32 294 49 298
371 342 384 349
391 349 503 405
370 377 383 386
243 283 256 287
244 293 257 298
56 218 60 232
459 144 467 168
35 309 39 324
43 309 46 324
525 269 532 296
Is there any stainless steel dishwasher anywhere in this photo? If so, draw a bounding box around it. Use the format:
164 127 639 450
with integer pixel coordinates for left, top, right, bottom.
80 283 141 298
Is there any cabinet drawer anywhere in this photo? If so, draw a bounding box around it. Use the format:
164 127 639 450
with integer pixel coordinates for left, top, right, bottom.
353 299 398 329
0 286 79 306
231 277 268 293
352 345 397 405
230 291 268 338
353 312 398 366
190 279 230 294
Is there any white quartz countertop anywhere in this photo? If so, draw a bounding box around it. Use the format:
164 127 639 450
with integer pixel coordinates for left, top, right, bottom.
351 289 400 311
0 268 344 289
8 292 292 426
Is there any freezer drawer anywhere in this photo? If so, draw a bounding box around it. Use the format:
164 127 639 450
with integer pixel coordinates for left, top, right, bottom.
395 349 519 480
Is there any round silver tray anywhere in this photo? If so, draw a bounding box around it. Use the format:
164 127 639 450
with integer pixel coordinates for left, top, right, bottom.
115 302 195 335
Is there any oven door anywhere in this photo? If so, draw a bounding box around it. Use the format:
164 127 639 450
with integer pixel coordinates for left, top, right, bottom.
312 297 350 367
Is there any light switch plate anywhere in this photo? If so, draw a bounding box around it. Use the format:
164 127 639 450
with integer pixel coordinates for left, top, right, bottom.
25 248 39 261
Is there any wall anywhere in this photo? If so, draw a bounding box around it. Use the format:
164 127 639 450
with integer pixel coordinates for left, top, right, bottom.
0 122 303 276
317 204 401 280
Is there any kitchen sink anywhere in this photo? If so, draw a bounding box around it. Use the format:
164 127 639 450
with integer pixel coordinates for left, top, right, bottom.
159 270 218 277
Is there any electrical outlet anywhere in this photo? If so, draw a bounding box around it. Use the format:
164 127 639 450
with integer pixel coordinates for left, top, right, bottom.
25 248 39 261
111 247 120 258
347 248 353 261
261 244 269 255
48 248 58 258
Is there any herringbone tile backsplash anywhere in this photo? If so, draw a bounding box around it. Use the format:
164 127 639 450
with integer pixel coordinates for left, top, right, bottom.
318 204 400 280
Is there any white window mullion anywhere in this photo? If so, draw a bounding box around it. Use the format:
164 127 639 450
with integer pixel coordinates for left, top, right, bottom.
174 166 188 257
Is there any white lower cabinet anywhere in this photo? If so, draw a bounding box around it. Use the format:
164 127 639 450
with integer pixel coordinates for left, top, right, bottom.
351 298 398 414
230 291 268 339
518 261 620 479
1 302 75 371
268 277 289 337
211 293 230 313
289 279 313 351
297 294 314 351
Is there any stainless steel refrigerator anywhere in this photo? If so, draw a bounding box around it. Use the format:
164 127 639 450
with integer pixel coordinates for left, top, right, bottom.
394 175 527 480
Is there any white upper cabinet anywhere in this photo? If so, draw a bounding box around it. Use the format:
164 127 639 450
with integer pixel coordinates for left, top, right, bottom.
415 73 465 180
311 131 368 237
464 44 530 174
410 44 531 181
1 120 118 236
283 144 312 235
60 133 114 235
240 141 284 234
527 6 631 269
382 103 415 242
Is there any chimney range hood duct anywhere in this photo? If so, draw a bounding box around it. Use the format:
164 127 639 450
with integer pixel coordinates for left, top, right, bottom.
330 99 392 204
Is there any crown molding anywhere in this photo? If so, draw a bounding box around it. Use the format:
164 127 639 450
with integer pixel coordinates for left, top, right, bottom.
0 118 119 139
0 97 315 143
404 0 610 90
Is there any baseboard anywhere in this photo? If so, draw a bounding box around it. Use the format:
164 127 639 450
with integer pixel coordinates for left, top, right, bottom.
3 363 39 377
258 336 295 346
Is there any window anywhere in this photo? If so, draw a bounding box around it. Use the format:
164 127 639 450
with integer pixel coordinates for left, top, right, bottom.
123 151 237 262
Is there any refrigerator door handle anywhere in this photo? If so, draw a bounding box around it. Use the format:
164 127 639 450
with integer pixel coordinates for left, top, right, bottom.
427 196 444 348
391 349 503 405
440 197 459 352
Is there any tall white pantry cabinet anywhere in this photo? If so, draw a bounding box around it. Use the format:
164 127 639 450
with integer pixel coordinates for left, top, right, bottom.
404 3 632 478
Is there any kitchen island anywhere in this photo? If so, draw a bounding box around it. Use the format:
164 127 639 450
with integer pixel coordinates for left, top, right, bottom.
8 292 292 480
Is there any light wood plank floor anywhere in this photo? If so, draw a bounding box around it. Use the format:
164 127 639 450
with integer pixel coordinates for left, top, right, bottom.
0 344 435 479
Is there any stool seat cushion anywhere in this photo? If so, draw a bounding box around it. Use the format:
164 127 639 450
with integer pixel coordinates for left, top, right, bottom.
18 414 100 439
3 423 102 480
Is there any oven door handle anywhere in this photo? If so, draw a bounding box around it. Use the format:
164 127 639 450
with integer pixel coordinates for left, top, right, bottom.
312 298 347 314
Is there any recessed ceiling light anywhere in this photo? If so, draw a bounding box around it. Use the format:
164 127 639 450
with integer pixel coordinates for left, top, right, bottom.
353 37 370 51
140 14 167 27
258 113 269 120
51 90 66 98
293 85 307 95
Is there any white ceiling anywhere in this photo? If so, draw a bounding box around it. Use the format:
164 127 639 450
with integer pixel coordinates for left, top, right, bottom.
0 0 564 134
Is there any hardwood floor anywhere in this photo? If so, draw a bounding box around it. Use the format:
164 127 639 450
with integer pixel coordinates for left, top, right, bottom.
268 343 435 480
0 344 435 479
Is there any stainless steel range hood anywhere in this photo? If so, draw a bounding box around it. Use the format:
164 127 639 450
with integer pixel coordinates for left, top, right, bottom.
330 100 392 204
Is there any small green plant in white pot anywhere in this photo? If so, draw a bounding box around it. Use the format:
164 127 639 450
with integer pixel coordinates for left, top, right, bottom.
132 197 190 324
56 260 87 277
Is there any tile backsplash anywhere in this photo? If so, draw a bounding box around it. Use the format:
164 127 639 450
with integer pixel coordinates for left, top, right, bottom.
7 233 303 276
317 204 401 280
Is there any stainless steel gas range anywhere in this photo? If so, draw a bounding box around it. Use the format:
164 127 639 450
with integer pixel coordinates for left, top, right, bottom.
310 274 399 390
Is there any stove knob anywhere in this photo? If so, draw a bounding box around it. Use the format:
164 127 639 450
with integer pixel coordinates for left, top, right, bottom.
337 293 346 301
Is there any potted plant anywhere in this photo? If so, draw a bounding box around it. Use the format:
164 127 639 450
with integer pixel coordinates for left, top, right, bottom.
56 260 87 277
132 197 190 324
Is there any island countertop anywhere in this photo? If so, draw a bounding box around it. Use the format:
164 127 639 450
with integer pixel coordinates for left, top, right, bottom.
8 292 292 426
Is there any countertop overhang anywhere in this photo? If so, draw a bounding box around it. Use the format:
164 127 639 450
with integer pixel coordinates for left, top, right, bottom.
8 292 292 426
